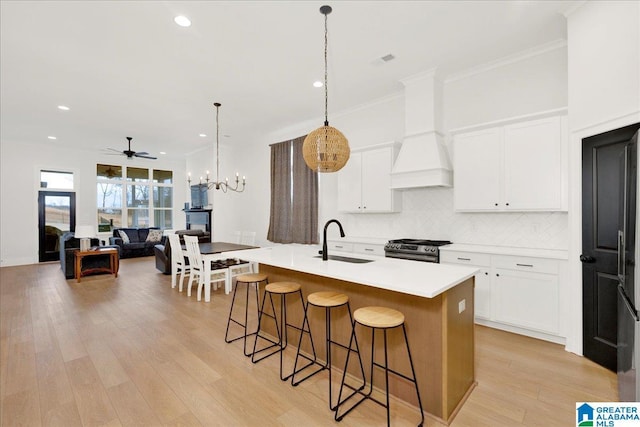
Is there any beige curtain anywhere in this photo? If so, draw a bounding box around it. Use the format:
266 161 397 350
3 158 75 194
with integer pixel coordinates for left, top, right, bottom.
267 136 318 244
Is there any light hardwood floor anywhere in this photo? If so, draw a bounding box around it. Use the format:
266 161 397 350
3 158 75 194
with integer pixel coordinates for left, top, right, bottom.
1 258 618 426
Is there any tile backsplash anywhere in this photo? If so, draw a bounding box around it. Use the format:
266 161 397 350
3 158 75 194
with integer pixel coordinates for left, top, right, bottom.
340 187 568 250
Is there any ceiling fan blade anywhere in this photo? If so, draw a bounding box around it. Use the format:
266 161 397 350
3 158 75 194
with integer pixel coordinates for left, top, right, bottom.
106 148 123 153
135 151 149 155
134 153 157 160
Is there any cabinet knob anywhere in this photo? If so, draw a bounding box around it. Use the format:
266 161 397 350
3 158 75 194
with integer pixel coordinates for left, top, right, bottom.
484 272 488 275
496 273 500 277
494 203 498 206
506 202 510 206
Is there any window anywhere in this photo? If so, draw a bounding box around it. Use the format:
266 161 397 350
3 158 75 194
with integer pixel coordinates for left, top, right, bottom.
40 170 73 190
267 136 318 244
152 169 173 229
97 164 172 231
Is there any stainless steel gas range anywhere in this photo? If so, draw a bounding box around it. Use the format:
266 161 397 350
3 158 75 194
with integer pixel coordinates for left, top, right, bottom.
384 239 452 263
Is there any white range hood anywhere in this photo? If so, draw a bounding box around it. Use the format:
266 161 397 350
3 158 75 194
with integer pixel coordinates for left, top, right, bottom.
391 69 452 189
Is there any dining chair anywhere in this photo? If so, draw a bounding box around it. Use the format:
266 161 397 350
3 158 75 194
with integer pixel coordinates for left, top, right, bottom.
167 233 189 291
183 235 229 301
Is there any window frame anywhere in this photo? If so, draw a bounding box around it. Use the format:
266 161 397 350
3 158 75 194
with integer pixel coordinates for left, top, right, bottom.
96 164 173 232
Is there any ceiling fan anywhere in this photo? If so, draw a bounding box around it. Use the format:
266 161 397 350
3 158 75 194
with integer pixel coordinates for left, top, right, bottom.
107 137 157 159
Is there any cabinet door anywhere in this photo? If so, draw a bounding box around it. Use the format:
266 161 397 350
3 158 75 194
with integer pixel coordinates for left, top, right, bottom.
453 127 502 211
337 152 362 212
493 268 559 334
503 117 562 210
440 251 491 320
361 147 393 212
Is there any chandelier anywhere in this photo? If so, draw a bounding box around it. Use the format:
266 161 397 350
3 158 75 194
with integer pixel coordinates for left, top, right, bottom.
302 5 350 173
188 102 246 193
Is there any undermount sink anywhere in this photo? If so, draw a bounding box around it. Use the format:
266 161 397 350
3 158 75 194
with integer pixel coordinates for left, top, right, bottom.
314 255 374 264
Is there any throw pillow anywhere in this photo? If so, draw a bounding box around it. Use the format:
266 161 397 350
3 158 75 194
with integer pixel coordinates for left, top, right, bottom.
117 229 130 244
146 229 163 243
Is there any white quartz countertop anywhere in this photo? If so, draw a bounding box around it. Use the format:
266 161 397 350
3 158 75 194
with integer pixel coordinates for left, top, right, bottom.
440 243 568 260
224 244 478 298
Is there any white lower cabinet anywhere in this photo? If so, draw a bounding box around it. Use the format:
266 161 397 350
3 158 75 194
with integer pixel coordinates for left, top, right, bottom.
493 267 559 335
326 239 386 257
440 248 565 343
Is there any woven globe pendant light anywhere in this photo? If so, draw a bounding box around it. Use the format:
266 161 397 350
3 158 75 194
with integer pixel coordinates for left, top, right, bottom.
303 5 350 173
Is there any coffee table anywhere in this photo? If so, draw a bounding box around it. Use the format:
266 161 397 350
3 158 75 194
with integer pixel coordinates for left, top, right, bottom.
74 247 119 283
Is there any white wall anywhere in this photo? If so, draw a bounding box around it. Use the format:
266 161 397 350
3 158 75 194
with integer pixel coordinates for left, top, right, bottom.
444 41 568 130
565 0 640 355
0 140 187 266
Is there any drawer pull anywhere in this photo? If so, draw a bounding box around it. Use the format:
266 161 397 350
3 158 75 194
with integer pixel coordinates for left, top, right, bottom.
335 245 343 249
516 263 534 267
457 257 471 261
364 248 374 252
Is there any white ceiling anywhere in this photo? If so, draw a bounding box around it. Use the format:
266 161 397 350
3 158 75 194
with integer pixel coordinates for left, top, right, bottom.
0 1 573 160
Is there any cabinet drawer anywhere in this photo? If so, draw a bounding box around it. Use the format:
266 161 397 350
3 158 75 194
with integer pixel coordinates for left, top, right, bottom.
327 242 354 253
353 243 384 256
440 251 491 266
492 255 558 274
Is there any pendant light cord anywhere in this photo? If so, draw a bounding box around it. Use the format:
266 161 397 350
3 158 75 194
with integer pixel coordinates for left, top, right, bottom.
324 11 329 127
215 103 220 183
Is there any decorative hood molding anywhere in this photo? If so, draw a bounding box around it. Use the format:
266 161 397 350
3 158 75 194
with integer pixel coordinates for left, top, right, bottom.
391 69 453 189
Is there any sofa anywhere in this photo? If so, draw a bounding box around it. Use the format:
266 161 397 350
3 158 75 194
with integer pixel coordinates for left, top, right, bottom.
59 232 120 279
154 229 210 274
109 227 162 258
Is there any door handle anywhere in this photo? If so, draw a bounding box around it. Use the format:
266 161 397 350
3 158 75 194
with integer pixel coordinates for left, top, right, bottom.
579 254 596 263
618 230 625 281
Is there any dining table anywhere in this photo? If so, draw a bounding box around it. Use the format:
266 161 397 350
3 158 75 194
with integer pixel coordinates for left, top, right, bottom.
182 241 257 302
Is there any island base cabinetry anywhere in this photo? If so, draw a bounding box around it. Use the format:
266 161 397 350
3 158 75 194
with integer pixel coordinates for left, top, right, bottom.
258 264 475 424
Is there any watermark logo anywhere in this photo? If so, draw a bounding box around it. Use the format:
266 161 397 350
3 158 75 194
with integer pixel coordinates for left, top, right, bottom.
577 402 640 427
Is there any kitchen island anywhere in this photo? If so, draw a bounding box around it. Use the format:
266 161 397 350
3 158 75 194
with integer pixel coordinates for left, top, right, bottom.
224 244 478 424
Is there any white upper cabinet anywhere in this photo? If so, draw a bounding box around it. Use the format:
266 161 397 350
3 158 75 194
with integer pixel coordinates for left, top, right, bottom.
338 142 401 213
453 114 567 212
453 127 502 210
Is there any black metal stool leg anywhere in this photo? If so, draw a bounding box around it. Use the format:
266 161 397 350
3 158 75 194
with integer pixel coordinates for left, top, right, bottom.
225 278 264 357
335 321 423 427
251 291 282 364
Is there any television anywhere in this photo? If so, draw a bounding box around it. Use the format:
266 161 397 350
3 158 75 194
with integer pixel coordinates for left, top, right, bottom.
190 184 208 209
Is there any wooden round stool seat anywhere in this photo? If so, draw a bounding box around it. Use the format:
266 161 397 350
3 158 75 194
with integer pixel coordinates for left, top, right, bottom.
354 306 405 329
265 282 301 294
236 273 268 283
307 291 349 307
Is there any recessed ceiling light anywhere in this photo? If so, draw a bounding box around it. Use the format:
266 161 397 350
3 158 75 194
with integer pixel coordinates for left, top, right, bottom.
313 81 323 88
47 136 57 140
199 133 207 137
57 105 70 111
174 15 191 27
159 151 166 155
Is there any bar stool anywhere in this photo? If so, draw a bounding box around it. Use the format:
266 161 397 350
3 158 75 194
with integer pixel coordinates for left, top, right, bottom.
251 282 317 381
291 291 366 410
335 306 424 427
224 273 268 356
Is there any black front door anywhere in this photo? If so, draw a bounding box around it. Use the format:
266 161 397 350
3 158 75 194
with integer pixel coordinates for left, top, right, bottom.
38 191 76 262
582 123 639 371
